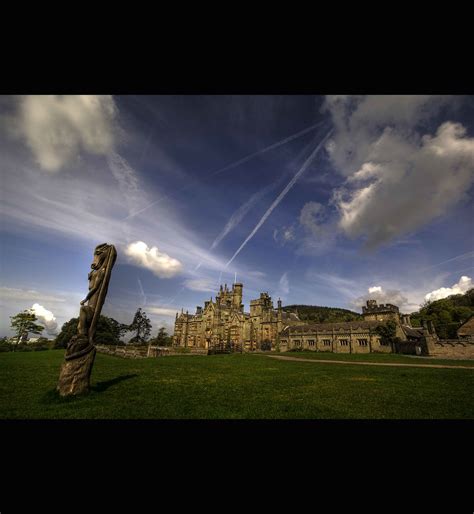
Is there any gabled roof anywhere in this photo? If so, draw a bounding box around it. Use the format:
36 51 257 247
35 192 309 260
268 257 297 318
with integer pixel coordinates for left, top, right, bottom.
401 325 425 339
457 314 474 336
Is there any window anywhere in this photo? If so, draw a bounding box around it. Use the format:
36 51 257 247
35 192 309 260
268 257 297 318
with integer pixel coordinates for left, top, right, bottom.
358 339 368 347
308 340 315 347
380 338 389 346
323 339 331 346
340 339 349 346
280 339 287 344
292 340 302 347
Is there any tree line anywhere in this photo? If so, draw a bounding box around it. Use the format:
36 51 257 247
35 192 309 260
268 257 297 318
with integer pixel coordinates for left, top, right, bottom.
2 307 173 351
409 288 474 339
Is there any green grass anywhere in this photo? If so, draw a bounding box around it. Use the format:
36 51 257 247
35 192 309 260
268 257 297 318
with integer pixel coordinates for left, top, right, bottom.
0 350 473 419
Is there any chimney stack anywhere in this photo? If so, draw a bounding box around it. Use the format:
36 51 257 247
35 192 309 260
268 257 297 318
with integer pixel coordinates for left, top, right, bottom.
428 320 436 335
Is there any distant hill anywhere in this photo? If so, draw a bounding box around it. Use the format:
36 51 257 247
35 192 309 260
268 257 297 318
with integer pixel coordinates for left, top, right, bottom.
283 289 474 337
283 305 362 324
410 288 474 338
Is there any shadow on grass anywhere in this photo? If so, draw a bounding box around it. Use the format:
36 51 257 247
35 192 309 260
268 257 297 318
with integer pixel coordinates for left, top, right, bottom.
91 374 138 393
41 374 138 404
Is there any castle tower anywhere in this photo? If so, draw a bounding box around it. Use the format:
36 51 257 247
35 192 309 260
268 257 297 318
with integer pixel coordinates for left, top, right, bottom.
276 298 283 348
233 283 243 310
362 299 406 340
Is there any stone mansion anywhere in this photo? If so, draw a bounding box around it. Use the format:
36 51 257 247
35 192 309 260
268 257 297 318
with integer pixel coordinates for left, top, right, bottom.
172 283 440 355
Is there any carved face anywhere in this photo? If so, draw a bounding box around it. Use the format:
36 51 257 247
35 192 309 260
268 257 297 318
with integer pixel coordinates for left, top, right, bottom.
91 245 109 270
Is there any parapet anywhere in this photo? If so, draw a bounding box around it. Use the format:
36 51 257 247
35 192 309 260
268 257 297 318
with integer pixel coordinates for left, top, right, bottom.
362 300 400 314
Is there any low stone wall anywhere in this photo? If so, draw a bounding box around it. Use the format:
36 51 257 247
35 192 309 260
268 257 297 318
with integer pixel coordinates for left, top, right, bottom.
432 340 474 359
96 344 209 358
96 344 149 358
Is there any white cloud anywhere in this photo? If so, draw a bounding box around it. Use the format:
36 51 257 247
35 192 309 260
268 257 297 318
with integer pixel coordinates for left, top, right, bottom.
351 285 410 312
322 96 474 249
147 307 179 317
0 287 66 303
273 225 296 246
299 201 324 236
184 278 217 293
277 272 290 297
30 303 58 335
125 241 183 278
368 286 382 293
424 275 472 302
107 151 143 215
14 95 118 172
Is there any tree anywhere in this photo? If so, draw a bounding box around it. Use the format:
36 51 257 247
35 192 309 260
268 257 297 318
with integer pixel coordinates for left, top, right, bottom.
375 320 397 346
10 309 44 347
153 326 172 346
128 308 152 344
54 315 128 349
54 317 79 349
97 317 128 345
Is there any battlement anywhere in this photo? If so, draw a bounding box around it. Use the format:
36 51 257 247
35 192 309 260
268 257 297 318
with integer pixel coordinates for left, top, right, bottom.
250 292 272 305
362 300 399 314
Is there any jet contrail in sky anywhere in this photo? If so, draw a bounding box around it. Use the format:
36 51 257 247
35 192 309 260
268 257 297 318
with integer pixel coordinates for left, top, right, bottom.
224 128 334 269
123 120 325 221
209 120 325 177
137 277 147 305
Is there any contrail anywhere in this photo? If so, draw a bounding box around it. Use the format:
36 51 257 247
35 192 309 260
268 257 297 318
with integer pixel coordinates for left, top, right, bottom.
224 128 334 269
418 250 474 272
123 120 325 221
194 183 275 271
210 181 277 251
210 120 325 177
137 277 147 305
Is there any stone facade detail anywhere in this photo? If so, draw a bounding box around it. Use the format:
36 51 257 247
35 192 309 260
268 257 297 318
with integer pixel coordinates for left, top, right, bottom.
173 283 303 351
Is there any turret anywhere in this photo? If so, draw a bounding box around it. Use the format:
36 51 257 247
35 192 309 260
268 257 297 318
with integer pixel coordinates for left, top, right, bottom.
233 283 243 309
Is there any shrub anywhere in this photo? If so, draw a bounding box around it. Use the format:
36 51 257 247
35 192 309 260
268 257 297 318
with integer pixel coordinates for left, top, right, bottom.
15 344 33 352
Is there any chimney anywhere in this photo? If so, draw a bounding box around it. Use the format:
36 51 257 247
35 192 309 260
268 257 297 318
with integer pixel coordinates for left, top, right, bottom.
428 320 436 335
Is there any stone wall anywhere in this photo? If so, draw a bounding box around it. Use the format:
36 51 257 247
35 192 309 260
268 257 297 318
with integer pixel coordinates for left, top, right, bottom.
95 344 150 358
431 340 474 359
95 345 209 358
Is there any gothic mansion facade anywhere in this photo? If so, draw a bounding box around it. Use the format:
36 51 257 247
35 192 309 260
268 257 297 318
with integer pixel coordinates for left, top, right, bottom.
173 284 434 354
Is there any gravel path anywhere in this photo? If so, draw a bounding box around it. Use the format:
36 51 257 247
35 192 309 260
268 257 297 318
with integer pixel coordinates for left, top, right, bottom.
265 355 474 370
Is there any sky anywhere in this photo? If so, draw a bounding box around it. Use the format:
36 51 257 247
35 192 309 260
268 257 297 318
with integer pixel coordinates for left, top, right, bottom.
1 95 474 338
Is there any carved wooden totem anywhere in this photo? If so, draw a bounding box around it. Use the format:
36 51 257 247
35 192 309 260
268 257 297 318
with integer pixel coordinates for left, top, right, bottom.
57 243 117 396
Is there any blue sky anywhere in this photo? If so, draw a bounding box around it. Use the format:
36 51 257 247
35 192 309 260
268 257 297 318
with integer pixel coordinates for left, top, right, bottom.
1 95 474 337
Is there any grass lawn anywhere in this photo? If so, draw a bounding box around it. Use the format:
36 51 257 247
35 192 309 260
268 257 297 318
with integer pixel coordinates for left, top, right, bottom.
0 350 473 419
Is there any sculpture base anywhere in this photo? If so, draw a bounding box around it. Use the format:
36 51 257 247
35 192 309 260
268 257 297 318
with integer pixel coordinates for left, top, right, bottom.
57 346 96 397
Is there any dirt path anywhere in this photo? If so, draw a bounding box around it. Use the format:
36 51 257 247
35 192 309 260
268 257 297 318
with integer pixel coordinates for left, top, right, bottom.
265 355 474 370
